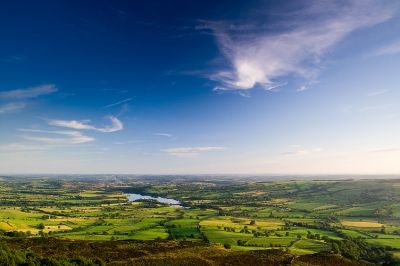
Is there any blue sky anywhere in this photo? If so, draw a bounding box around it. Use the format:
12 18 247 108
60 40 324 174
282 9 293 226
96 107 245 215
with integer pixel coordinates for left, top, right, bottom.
1 0 400 174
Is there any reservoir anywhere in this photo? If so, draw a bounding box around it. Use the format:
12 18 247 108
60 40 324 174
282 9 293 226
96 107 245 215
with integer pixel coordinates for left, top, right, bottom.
126 193 181 206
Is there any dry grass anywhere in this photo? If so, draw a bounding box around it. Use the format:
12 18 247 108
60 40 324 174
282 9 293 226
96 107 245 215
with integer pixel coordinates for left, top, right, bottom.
342 220 383 228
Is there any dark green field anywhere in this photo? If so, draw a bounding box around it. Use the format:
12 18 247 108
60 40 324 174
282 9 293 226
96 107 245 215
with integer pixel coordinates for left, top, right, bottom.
0 175 399 265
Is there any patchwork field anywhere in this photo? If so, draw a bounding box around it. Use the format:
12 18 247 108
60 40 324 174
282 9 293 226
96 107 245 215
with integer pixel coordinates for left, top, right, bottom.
0 176 399 265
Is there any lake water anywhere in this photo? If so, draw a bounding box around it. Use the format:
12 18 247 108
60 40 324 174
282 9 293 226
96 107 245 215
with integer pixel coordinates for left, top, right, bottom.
126 193 181 206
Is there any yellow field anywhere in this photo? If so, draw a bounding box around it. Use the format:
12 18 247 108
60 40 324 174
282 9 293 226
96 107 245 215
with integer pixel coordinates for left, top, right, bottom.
48 217 92 223
255 220 284 228
43 225 72 232
342 220 383 228
200 217 284 230
0 221 14 230
200 218 242 229
234 191 267 196
313 204 338 211
0 208 42 218
263 198 290 205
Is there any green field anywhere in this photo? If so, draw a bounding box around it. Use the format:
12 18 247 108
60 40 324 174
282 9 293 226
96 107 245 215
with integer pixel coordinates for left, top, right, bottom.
0 176 399 265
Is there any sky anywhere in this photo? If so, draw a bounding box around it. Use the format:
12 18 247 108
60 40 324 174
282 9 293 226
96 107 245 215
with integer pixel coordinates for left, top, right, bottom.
1 0 400 175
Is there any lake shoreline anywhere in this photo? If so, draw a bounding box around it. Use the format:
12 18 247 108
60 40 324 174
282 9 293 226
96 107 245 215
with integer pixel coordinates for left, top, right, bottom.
125 193 182 207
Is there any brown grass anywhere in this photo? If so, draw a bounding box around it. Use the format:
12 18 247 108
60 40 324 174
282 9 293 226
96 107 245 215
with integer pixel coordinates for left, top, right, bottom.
341 220 383 228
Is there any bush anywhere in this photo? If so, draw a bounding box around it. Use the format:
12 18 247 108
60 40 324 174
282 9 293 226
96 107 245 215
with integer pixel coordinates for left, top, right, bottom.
223 243 231 249
37 223 45 230
0 243 105 265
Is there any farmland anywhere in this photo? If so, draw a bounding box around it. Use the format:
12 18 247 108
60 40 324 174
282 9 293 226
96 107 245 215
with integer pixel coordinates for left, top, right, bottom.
0 176 399 265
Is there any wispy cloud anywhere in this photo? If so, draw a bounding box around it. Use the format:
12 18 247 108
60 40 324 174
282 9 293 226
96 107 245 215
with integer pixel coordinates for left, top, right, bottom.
281 146 323 156
206 1 397 91
366 89 388 97
163 146 225 157
16 116 123 146
19 129 95 144
104 98 133 108
296 85 310 92
0 84 57 99
22 134 94 144
369 40 400 57
48 116 123 133
369 148 400 153
114 140 143 145
0 143 49 152
0 102 26 114
0 84 57 114
153 133 173 138
358 104 393 112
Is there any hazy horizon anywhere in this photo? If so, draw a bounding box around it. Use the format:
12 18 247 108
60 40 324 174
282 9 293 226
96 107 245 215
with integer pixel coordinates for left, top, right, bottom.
1 173 399 180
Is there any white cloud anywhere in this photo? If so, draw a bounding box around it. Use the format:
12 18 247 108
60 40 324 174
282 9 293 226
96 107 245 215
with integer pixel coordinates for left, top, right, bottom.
369 40 400 57
366 89 388 97
0 102 26 114
281 147 323 156
207 1 397 91
19 129 95 144
48 116 123 133
296 85 309 92
163 146 225 157
14 116 122 147
0 84 57 99
22 135 93 144
153 133 173 138
48 120 94 130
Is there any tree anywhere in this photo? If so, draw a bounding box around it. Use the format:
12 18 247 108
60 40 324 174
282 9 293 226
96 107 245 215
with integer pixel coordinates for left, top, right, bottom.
322 236 330 242
223 243 231 249
37 223 45 229
237 240 245 246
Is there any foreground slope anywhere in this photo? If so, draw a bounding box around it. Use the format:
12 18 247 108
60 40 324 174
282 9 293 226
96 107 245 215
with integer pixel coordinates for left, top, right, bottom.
3 238 367 266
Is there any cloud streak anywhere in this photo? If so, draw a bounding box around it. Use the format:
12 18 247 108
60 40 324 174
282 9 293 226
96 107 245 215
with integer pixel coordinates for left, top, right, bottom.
369 148 400 153
369 40 400 57
366 89 388 97
0 84 57 99
19 129 95 144
163 146 225 157
114 140 143 145
14 116 123 147
153 133 173 138
22 133 94 144
48 116 123 133
207 0 398 91
104 98 133 108
0 102 26 114
281 146 323 156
